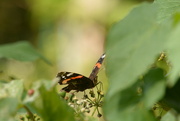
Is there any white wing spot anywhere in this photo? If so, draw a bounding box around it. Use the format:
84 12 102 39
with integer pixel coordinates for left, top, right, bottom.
67 73 74 77
62 75 66 79
102 54 106 58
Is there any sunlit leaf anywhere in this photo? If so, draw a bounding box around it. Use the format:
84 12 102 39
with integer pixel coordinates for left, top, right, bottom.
155 0 180 23
105 2 171 99
104 1 180 120
0 97 19 121
166 23 180 86
0 80 24 101
23 80 57 104
23 81 42 104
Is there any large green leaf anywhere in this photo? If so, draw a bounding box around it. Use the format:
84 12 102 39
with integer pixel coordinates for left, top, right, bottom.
104 1 180 121
166 23 180 86
155 0 180 23
155 0 180 86
31 85 75 121
0 41 50 64
105 2 171 99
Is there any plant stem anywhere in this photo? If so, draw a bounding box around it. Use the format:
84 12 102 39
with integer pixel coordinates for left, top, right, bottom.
91 107 96 116
23 105 35 121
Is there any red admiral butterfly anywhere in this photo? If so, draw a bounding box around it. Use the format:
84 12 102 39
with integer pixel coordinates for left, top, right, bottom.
56 53 105 92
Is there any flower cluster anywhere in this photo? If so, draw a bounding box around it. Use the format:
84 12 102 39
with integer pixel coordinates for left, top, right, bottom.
19 113 40 121
59 83 104 118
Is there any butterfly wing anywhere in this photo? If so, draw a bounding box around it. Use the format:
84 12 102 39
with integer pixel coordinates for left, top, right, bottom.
89 53 106 81
56 72 95 92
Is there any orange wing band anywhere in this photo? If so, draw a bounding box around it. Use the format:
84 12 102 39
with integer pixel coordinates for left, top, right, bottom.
62 75 83 84
95 63 101 68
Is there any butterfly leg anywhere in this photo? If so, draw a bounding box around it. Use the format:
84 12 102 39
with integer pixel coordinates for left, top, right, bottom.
83 90 88 99
98 81 103 91
94 76 103 89
93 76 98 85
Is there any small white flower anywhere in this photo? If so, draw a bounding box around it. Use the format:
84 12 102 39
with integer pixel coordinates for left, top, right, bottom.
85 109 90 113
92 98 96 102
76 100 83 105
70 104 75 108
72 96 78 101
80 108 85 112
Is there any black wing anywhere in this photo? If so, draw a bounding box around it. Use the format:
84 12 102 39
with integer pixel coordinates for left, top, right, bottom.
56 72 95 92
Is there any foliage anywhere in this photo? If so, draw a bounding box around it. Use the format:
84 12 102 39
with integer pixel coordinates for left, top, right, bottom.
104 0 180 121
0 79 75 121
1 0 180 121
0 41 103 121
0 41 50 64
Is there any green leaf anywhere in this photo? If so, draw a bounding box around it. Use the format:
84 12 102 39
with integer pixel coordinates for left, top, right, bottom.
155 0 180 23
143 68 166 108
104 1 179 120
105 2 171 99
161 110 176 121
166 23 180 86
163 78 180 113
152 0 180 86
0 97 19 121
0 80 24 101
104 68 166 121
0 41 51 64
31 85 75 121
104 84 156 121
23 80 57 104
23 81 42 104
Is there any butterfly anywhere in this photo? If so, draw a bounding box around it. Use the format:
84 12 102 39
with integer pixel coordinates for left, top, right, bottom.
56 53 105 92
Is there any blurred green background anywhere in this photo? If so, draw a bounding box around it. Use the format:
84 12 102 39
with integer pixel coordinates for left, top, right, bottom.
0 0 153 90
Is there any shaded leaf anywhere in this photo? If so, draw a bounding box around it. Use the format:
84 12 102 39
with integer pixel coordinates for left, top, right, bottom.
161 110 176 121
0 41 50 64
104 84 156 121
31 85 75 121
163 78 180 113
143 68 166 108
